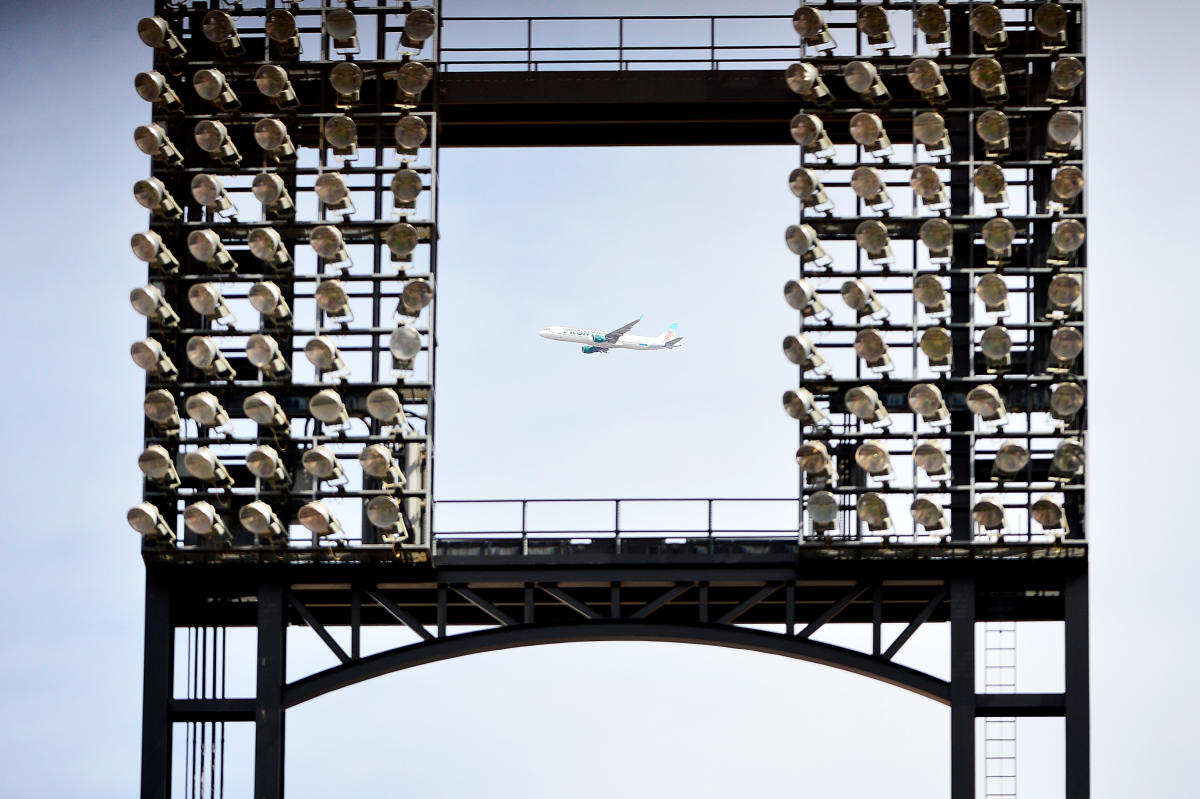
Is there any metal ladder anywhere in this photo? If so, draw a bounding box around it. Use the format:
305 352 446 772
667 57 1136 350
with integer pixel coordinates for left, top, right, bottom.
984 622 1018 798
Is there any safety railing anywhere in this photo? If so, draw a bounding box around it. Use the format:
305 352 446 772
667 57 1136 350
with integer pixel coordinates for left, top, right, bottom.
439 14 799 72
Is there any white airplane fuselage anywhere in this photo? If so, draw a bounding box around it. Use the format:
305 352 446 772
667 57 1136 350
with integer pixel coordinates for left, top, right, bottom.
539 326 679 352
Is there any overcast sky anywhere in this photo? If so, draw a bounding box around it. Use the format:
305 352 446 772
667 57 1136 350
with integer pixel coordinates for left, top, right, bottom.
0 1 1197 797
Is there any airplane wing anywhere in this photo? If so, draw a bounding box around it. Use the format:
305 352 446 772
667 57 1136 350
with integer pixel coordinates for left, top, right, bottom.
604 314 643 343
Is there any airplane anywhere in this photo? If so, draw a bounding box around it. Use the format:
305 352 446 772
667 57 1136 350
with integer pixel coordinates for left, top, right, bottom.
539 315 684 354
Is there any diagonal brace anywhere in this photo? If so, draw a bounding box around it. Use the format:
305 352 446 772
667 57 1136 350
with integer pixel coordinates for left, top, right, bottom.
883 586 948 661
288 591 351 664
631 583 692 620
717 584 780 625
364 587 435 641
452 585 516 626
796 582 871 639
539 584 603 619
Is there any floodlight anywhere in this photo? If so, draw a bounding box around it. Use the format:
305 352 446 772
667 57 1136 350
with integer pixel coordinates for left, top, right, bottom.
970 5 1008 51
845 385 890 427
138 444 180 487
327 9 360 53
187 230 235 272
919 218 953 262
187 283 233 324
384 223 420 260
399 279 434 317
137 16 186 58
788 113 835 160
910 498 947 532
246 282 292 325
392 169 425 207
796 440 835 487
1046 111 1082 159
402 9 437 50
183 448 234 488
1047 220 1086 266
991 440 1030 481
305 336 348 375
855 441 893 482
184 391 229 429
361 444 405 483
913 441 949 480
390 325 422 369
314 173 355 216
133 178 182 221
907 59 948 103
183 501 230 540
982 217 1016 263
914 275 949 317
395 61 432 99
324 115 358 159
144 389 180 434
310 389 350 426
394 116 428 154
253 119 297 162
315 279 353 318
366 388 408 426
850 167 892 211
792 7 836 51
130 284 180 327
246 446 289 484
854 328 893 373
974 165 1008 209
265 9 302 55
239 501 286 539
972 496 1007 534
785 224 831 268
302 446 344 482
255 65 299 109
782 334 830 375
969 58 1008 103
1048 57 1084 104
976 110 1011 159
1047 326 1083 373
857 5 893 51
298 501 343 537
1049 166 1084 211
807 490 839 533
330 62 364 107
131 338 178 380
244 391 290 428
1049 438 1085 482
920 327 953 371
1034 3 1068 50
134 123 183 165
785 63 832 105
201 10 244 56
248 229 292 270
782 388 828 427
134 71 182 111
857 493 892 532
914 3 950 49
127 502 174 541
185 336 235 381
246 334 291 379
850 112 892 159
967 384 1008 424
844 61 890 105
784 279 831 320
913 112 950 157
311 226 350 266
980 326 1012 372
191 174 237 217
1031 497 1067 534
248 173 293 219
1050 382 1085 423
976 273 1009 316
911 165 949 211
908 383 950 425
841 279 888 320
367 495 408 537
1047 274 1083 318
193 69 240 111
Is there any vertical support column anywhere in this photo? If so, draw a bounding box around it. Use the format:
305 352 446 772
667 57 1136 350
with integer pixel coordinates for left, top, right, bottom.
950 576 976 799
1064 568 1090 799
255 583 287 799
140 570 173 799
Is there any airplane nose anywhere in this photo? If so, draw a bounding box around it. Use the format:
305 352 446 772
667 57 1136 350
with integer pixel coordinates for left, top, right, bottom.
538 327 550 338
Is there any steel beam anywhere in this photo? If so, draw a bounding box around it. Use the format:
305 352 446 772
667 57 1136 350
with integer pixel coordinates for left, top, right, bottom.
1065 568 1090 799
140 572 172 799
254 584 286 799
950 577 975 799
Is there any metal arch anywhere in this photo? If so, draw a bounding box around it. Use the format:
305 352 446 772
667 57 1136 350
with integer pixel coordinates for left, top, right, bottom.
283 620 951 708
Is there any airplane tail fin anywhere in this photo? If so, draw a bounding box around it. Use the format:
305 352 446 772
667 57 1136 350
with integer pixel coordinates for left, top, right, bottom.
656 323 683 348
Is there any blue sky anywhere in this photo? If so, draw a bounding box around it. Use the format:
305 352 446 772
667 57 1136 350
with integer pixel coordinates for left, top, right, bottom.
1 0 1197 796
